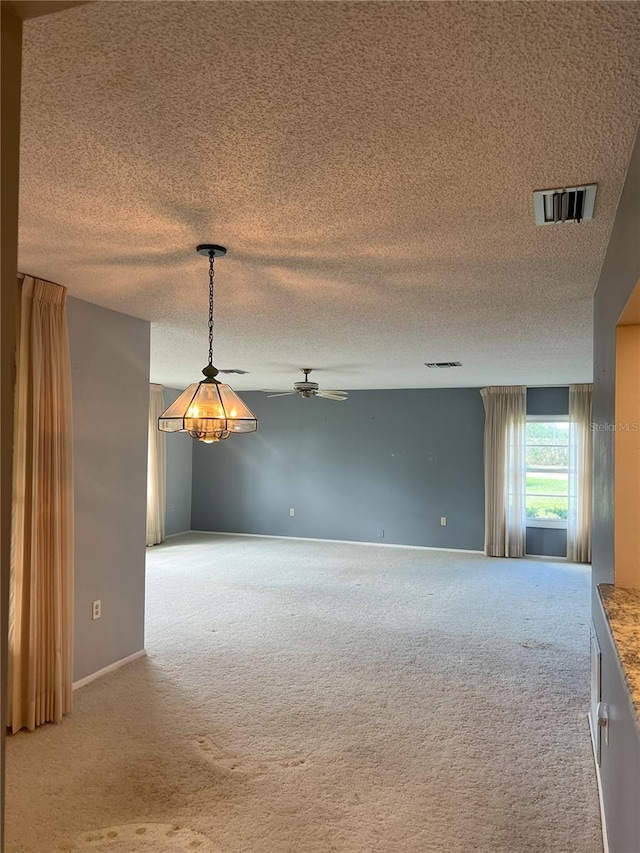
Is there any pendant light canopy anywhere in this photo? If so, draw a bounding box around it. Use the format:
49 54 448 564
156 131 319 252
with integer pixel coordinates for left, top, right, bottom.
158 245 258 443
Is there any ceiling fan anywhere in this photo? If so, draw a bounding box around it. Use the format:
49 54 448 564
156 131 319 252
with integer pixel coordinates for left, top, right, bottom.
263 369 348 401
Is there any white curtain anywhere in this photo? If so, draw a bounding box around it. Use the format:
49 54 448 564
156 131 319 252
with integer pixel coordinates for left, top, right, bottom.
146 384 166 546
480 386 527 557
567 384 593 563
9 276 74 733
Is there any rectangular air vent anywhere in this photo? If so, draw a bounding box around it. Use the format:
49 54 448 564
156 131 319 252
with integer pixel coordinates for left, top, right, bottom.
424 362 462 368
218 368 249 375
533 184 596 225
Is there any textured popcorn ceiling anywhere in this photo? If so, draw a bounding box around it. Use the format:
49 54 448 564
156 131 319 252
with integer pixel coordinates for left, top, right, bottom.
18 1 640 391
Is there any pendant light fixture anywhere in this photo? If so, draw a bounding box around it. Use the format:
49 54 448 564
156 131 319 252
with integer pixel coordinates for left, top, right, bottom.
158 245 258 443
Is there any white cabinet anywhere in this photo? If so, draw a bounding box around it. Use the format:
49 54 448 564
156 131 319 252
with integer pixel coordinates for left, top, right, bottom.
591 597 640 853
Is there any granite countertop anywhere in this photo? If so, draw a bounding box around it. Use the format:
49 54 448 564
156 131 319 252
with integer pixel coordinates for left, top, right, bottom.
599 584 640 724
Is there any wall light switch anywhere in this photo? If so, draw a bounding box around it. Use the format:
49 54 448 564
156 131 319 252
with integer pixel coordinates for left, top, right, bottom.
440 517 447 526
92 599 101 620
289 508 295 517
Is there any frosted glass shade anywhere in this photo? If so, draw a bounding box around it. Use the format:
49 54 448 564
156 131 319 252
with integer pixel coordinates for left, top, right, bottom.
158 381 258 442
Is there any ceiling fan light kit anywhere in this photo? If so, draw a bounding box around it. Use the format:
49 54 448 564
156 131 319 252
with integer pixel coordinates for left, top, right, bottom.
158 245 258 444
263 368 348 401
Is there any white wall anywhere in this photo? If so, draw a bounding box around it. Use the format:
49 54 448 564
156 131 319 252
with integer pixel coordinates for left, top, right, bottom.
67 296 149 682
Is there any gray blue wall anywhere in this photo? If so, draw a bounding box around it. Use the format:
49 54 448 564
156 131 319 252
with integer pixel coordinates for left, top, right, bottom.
526 387 569 418
592 129 640 593
67 296 149 682
191 388 485 550
163 387 192 536
590 129 640 852
526 386 569 558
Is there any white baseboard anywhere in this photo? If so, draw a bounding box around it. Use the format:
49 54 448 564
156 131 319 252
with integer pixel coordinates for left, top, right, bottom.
588 712 610 853
523 553 569 561
73 649 147 691
190 529 484 555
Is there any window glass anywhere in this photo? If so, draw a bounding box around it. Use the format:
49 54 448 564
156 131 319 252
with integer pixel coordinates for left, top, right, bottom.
525 420 569 522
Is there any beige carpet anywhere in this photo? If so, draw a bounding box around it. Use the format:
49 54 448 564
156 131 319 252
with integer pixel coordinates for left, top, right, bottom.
6 533 601 852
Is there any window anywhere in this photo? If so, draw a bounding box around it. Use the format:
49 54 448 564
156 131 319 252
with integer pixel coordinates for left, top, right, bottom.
525 416 569 527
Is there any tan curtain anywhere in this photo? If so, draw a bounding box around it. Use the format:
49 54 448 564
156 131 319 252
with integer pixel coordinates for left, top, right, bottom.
567 384 593 563
9 276 74 733
146 384 166 546
480 386 527 557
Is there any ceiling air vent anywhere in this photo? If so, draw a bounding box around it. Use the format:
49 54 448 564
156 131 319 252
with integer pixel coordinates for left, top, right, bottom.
218 368 249 375
424 362 462 368
533 184 596 225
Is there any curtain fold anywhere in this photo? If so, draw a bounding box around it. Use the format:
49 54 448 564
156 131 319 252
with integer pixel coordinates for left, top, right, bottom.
567 383 593 563
146 384 166 546
480 386 527 557
9 276 74 733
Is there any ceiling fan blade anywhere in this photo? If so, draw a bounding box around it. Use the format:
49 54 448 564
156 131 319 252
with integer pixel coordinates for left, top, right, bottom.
317 391 348 401
323 390 348 396
266 391 296 397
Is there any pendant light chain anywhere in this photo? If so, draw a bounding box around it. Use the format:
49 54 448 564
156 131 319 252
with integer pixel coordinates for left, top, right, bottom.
208 250 215 366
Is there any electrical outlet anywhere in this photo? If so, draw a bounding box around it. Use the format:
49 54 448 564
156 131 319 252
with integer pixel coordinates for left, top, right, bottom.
289 508 295 517
440 517 447 526
92 600 101 620
379 529 385 538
